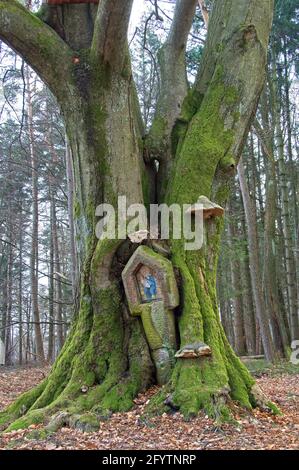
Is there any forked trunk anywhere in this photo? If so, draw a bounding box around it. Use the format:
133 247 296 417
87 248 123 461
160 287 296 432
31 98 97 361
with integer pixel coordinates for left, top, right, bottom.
0 0 277 431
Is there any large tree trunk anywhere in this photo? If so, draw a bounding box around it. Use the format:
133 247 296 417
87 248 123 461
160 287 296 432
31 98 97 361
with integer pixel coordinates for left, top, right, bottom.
0 0 276 431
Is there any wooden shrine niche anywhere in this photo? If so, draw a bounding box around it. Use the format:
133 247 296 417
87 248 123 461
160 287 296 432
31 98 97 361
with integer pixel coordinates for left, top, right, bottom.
122 246 179 385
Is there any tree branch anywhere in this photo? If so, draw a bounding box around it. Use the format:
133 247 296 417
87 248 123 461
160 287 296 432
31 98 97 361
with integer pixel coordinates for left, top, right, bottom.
145 0 197 199
198 0 209 28
253 119 274 162
0 0 72 98
195 0 274 96
154 0 197 120
91 0 134 70
166 0 197 57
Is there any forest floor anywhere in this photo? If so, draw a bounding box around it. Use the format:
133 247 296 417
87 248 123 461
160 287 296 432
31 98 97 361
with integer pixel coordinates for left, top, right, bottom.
0 361 298 450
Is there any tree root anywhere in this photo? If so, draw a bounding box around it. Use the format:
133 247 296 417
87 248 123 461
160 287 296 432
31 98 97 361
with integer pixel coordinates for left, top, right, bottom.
0 363 280 433
0 246 280 432
250 384 281 415
144 356 281 422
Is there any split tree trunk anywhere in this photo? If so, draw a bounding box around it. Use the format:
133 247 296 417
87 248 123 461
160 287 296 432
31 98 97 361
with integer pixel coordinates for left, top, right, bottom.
0 0 276 431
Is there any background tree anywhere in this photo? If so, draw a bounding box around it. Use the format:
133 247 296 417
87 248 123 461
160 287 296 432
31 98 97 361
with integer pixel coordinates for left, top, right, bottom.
0 45 73 365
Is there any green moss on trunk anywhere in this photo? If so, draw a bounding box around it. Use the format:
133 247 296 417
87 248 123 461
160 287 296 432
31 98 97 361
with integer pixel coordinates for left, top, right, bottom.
0 237 154 432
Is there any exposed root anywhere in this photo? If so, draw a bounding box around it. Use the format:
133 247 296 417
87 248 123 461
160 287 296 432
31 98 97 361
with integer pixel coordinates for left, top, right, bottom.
0 276 154 433
0 238 279 433
250 384 281 415
45 411 102 433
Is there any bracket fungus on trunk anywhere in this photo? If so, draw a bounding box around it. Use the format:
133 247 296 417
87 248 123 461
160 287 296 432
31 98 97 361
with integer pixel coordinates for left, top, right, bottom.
175 341 212 359
128 229 149 244
185 195 224 220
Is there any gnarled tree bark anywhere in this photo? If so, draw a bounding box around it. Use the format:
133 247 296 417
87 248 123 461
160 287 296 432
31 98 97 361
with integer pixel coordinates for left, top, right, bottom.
0 0 276 431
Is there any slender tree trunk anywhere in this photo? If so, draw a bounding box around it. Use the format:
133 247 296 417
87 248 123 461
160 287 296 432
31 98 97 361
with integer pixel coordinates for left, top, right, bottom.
283 42 299 290
238 158 276 361
18 208 24 365
4 162 13 366
217 248 235 348
65 138 77 301
47 186 55 363
227 206 246 355
255 140 265 221
26 67 45 363
258 90 290 356
239 199 256 355
5 235 13 365
263 154 289 355
25 296 31 364
276 194 289 315
0 237 7 358
52 199 64 353
272 53 299 341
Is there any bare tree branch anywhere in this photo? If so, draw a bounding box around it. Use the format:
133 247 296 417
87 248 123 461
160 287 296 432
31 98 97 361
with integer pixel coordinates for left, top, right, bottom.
153 0 164 22
145 0 197 196
166 0 197 57
91 0 134 70
150 0 198 125
0 0 72 97
198 0 209 28
0 321 70 332
253 119 275 162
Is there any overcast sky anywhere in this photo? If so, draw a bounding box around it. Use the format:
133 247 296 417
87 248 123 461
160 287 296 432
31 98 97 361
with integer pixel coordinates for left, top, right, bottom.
131 0 147 28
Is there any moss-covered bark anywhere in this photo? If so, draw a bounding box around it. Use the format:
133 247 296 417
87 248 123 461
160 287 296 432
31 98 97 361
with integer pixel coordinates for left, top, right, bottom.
0 238 154 432
0 6 154 431
0 0 277 432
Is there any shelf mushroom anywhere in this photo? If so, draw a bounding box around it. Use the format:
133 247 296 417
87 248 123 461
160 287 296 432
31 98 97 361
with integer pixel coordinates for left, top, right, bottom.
185 195 224 220
128 229 149 244
175 341 212 358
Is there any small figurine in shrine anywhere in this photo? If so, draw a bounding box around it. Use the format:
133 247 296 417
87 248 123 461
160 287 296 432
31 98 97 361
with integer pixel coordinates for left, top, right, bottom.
143 274 157 300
